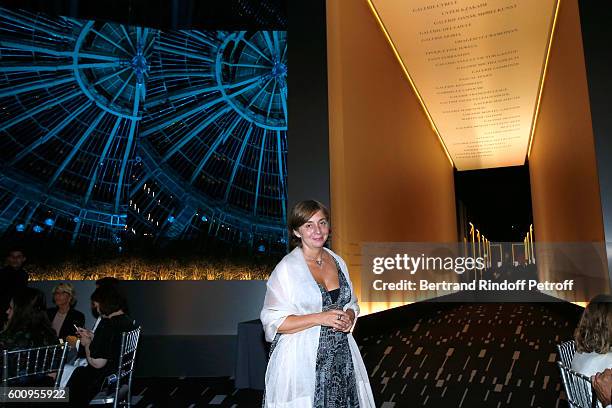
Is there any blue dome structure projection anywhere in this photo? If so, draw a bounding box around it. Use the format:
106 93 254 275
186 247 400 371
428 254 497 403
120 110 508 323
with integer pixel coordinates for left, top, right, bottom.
0 8 288 256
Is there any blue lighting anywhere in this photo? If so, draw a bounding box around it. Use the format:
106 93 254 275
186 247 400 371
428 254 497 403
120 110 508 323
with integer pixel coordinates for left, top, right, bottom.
130 50 149 84
0 7 288 250
257 244 266 253
272 62 287 78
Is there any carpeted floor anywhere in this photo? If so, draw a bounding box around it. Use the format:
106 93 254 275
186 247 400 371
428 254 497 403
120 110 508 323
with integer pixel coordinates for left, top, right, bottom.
130 298 583 407
356 301 581 408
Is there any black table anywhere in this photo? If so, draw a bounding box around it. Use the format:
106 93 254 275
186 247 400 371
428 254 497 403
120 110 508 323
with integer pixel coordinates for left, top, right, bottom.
234 319 270 390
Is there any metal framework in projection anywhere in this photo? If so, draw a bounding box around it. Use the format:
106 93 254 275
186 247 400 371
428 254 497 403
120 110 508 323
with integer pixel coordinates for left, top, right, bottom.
0 7 288 250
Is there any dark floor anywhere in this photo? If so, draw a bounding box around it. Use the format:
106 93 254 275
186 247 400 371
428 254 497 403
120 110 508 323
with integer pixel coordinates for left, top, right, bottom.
131 299 582 407
131 377 263 407
357 302 581 408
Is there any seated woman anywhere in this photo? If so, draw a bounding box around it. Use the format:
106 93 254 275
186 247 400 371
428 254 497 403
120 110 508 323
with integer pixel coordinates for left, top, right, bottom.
67 285 135 407
47 282 85 340
0 287 58 386
571 294 612 377
0 287 57 350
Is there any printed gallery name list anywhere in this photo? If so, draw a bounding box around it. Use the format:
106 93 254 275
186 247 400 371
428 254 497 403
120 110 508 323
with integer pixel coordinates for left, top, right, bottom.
372 279 574 291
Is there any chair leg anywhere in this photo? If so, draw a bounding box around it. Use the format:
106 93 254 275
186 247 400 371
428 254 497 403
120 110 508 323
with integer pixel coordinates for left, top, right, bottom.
127 375 132 407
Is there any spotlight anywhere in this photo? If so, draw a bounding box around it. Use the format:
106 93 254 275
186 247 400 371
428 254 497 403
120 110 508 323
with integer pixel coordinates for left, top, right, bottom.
167 215 176 223
73 217 80 223
44 218 55 226
201 215 208 222
32 225 44 233
15 224 25 232
257 243 266 253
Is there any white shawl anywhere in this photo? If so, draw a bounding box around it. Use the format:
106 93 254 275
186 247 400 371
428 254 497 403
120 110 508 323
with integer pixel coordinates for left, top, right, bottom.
260 247 376 408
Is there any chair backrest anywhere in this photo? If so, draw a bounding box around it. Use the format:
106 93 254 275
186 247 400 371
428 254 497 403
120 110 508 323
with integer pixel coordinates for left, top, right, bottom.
557 361 602 408
2 342 68 388
557 340 577 367
111 327 141 405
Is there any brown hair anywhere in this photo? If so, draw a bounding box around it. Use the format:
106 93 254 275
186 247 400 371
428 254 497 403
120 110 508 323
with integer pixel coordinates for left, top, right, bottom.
574 294 612 353
287 200 330 249
5 287 56 345
91 285 126 316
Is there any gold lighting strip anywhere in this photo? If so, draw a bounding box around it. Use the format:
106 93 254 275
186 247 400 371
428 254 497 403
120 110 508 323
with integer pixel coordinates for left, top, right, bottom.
527 0 562 158
366 0 454 168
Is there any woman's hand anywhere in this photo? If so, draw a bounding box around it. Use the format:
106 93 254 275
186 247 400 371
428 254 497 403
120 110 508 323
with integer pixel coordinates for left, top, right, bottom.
76 327 93 337
592 368 612 406
342 308 356 332
318 310 352 332
77 328 94 347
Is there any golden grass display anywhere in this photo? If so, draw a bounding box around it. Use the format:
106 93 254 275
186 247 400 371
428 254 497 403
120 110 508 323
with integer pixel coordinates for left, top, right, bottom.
27 257 275 281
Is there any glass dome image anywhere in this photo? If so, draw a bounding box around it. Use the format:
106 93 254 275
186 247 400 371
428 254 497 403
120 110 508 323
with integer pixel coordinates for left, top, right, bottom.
0 7 288 252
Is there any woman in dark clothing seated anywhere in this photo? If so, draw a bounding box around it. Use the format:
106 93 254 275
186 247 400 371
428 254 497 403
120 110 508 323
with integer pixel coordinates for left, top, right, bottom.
1 287 58 387
47 282 85 340
67 285 135 407
0 287 57 350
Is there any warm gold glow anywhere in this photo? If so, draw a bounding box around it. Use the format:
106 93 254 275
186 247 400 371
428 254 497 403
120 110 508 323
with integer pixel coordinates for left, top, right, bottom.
359 301 413 316
365 0 454 168
27 259 274 281
368 0 558 170
527 0 562 158
470 222 476 259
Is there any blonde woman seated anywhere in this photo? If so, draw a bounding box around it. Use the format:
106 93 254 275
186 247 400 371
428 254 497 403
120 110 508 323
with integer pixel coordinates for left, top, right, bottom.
46 282 85 340
571 294 612 377
260 200 375 408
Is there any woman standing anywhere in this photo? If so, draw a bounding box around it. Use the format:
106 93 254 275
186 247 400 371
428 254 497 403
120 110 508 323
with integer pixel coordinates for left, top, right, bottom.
261 200 375 407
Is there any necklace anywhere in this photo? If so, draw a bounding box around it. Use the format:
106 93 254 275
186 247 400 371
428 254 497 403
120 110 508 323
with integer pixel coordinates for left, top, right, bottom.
303 251 324 268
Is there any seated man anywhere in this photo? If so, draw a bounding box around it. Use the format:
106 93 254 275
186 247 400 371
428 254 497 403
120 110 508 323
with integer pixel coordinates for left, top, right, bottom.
67 285 135 407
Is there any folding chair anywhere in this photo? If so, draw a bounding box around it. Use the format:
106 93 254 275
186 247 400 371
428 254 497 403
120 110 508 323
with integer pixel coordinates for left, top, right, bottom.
557 339 576 367
2 342 68 387
90 327 141 407
557 361 603 408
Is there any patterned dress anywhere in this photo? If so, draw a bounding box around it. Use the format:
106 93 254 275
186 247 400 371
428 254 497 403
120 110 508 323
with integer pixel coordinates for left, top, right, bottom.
264 259 360 408
313 258 359 408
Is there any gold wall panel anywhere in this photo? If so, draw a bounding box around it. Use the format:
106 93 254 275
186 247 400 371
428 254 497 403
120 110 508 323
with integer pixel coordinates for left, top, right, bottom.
369 0 558 170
